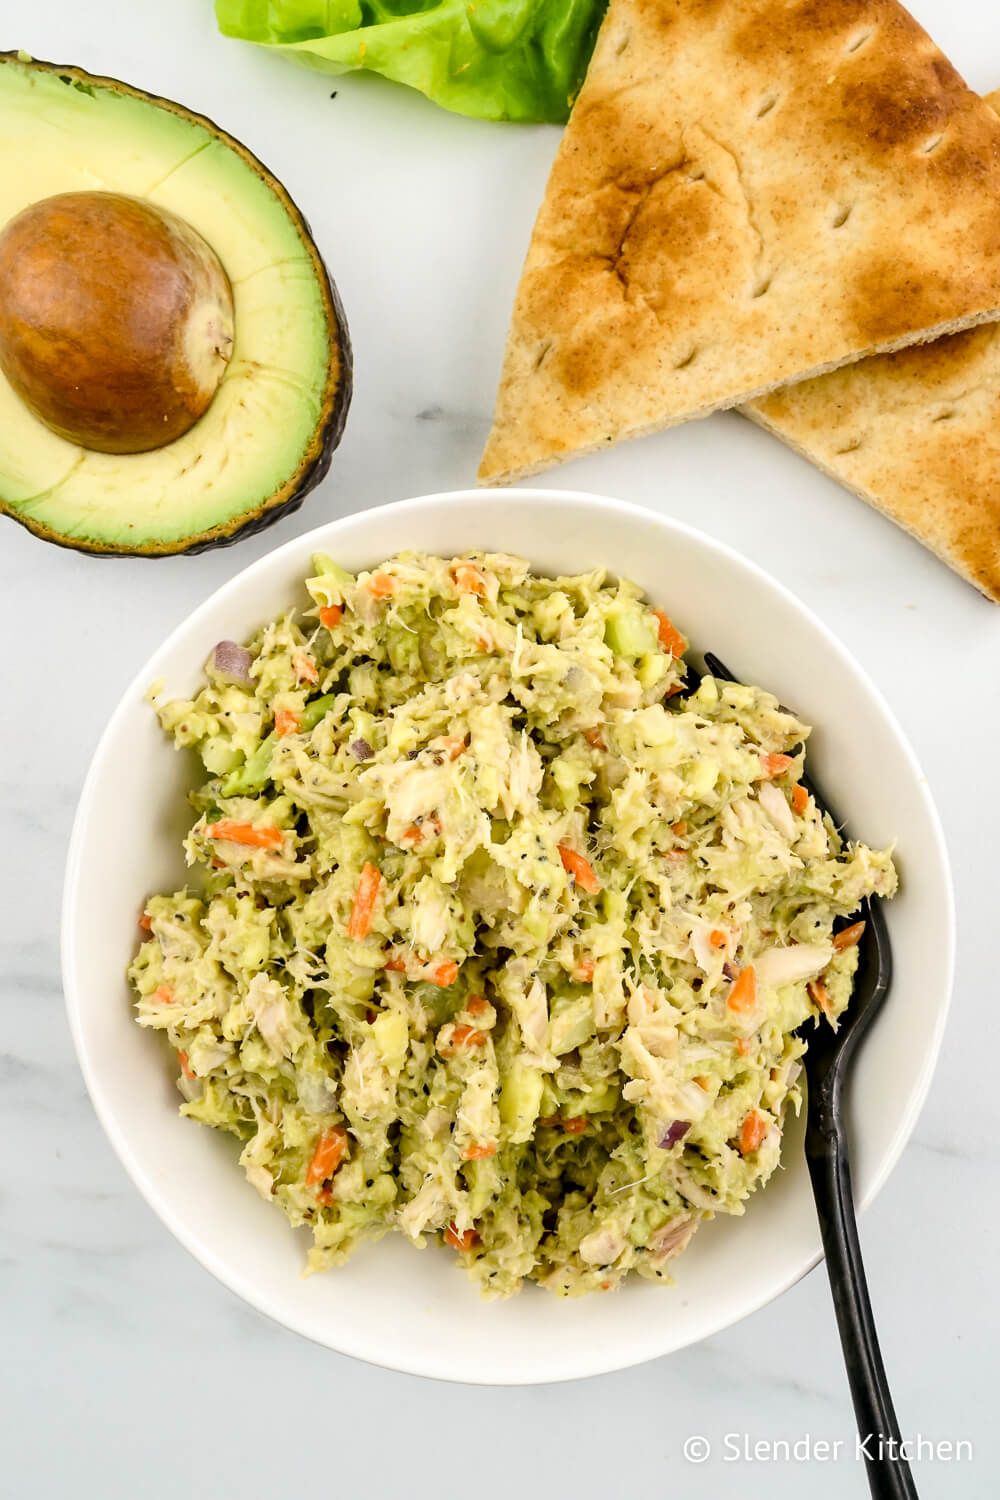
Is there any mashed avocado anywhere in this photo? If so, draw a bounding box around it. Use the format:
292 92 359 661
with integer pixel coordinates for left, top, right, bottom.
129 552 897 1296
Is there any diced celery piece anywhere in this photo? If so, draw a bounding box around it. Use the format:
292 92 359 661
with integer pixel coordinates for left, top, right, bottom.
548 995 596 1055
372 1011 408 1074
687 757 719 800
499 1059 543 1143
599 887 627 923
201 735 244 775
522 905 552 944
241 925 270 971
637 651 667 689
604 605 658 659
220 694 334 796
387 628 420 674
465 1161 499 1218
306 554 355 608
550 753 586 809
578 1079 619 1113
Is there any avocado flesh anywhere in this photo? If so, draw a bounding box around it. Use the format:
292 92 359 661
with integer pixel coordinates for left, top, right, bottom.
0 55 350 554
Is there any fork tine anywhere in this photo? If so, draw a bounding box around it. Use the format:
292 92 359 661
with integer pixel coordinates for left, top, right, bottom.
702 651 735 683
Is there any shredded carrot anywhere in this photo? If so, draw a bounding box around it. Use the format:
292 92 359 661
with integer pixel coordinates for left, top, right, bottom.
652 609 687 657
574 956 596 983
306 1125 348 1187
293 652 319 685
693 1075 711 1090
177 1050 195 1080
445 1223 480 1251
538 1115 585 1133
670 820 688 837
428 960 459 988
833 920 866 952
708 928 727 949
348 862 382 941
211 855 227 870
453 562 486 595
466 995 489 1016
462 1142 498 1161
316 1187 335 1207
438 736 467 760
138 910 153 933
399 823 424 845
384 954 407 972
205 819 283 851
739 1110 768 1155
791 783 809 815
319 604 343 629
584 725 606 749
726 965 758 1014
153 985 174 1005
760 752 795 779
558 844 601 894
600 1279 614 1292
808 977 831 1012
442 1024 487 1053
368 572 396 599
736 1035 753 1057
274 707 300 737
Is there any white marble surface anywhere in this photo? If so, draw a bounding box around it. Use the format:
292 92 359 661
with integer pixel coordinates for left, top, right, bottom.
3 0 999 1492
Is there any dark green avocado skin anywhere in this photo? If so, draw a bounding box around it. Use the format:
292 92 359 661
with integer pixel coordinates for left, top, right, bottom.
169 276 352 558
0 52 353 559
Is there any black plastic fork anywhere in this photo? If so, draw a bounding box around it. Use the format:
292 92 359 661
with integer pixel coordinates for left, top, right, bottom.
699 652 917 1500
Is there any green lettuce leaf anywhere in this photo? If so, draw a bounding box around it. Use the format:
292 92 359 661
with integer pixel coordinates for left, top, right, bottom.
215 0 605 122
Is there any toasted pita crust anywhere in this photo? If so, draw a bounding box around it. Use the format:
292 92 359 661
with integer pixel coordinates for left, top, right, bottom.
480 0 1000 485
745 90 1000 602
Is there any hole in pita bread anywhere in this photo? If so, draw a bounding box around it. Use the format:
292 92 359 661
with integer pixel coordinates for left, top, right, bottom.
533 341 553 372
687 168 706 181
756 96 778 119
920 132 945 155
752 277 772 299
845 29 874 54
932 408 957 422
674 348 698 370
835 438 864 455
832 205 853 228
615 30 631 55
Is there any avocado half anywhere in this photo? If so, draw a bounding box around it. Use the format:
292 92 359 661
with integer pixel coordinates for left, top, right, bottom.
0 53 351 556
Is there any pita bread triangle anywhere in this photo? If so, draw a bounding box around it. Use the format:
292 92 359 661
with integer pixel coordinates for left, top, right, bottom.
743 86 1000 602
480 0 1000 485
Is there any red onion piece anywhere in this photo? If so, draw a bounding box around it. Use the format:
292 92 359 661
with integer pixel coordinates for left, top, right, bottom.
211 640 253 684
657 1120 691 1149
350 738 374 761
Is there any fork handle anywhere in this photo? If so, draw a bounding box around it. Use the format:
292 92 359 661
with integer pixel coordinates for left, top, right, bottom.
805 1107 918 1499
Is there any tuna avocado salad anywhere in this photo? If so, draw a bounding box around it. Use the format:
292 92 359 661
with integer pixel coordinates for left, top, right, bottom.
129 551 897 1296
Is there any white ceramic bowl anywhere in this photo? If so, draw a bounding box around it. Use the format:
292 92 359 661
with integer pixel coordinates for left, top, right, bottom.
63 488 953 1384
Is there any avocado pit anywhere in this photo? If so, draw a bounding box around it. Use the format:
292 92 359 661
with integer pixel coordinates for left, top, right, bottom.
0 190 234 453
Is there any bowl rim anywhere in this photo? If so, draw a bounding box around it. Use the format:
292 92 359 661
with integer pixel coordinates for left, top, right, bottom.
61 485 955 1384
